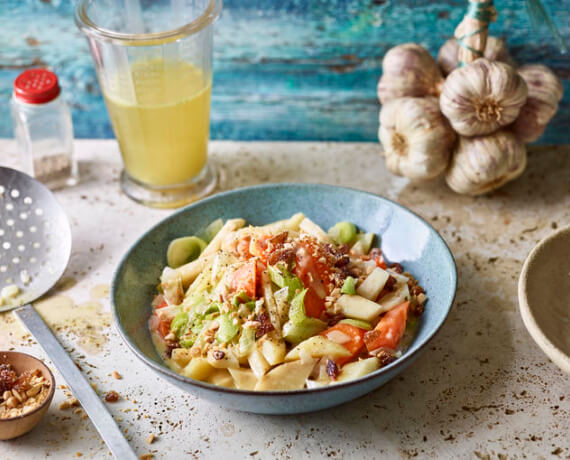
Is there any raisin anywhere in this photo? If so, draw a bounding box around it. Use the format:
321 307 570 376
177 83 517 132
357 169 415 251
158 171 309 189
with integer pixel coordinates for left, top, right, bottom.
390 263 404 274
334 255 350 268
105 391 120 403
376 275 397 301
326 314 344 327
267 248 296 266
255 312 275 339
384 275 397 291
377 350 397 367
410 285 425 296
268 232 288 246
409 298 425 317
326 359 339 380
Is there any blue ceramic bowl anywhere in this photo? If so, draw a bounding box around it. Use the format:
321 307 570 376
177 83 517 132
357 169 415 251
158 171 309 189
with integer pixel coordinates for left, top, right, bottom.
112 183 457 414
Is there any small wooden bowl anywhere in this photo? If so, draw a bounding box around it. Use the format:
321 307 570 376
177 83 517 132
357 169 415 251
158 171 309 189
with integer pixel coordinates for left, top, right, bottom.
518 226 570 375
0 351 55 440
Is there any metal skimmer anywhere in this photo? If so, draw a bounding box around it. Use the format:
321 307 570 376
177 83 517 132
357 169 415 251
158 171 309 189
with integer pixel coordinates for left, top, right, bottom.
0 166 71 311
0 167 136 459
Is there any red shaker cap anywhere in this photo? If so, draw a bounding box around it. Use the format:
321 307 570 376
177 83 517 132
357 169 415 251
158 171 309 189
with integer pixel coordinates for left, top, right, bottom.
14 69 61 104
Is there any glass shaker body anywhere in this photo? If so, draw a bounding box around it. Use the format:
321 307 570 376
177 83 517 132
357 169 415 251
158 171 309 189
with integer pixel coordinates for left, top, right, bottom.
10 69 78 190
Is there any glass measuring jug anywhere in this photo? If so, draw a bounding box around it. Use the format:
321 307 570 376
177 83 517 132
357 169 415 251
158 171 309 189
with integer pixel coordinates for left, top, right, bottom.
75 0 221 208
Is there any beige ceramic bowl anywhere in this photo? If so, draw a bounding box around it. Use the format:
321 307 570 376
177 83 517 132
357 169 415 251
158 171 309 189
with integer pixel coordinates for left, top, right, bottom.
518 226 570 375
0 351 55 440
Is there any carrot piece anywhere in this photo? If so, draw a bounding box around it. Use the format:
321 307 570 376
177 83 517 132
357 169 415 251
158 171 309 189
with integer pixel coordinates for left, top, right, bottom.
231 261 257 298
364 301 409 352
302 288 325 318
236 236 252 259
321 323 366 365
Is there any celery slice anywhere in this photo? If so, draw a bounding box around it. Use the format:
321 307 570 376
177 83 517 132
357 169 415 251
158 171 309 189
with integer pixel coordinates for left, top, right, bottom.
338 318 372 330
350 233 375 255
170 311 189 337
167 236 207 268
268 265 303 301
238 327 256 357
282 289 327 344
341 276 357 295
328 221 357 245
199 218 224 243
215 314 240 343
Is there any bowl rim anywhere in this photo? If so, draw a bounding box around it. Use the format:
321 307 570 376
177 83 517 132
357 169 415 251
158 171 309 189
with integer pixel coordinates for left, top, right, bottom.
0 350 56 422
112 182 457 396
518 225 570 374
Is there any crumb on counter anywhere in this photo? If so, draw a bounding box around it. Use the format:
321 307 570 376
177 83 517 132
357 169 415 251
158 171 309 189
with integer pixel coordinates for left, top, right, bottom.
112 371 122 380
139 455 154 460
59 397 80 410
146 433 156 445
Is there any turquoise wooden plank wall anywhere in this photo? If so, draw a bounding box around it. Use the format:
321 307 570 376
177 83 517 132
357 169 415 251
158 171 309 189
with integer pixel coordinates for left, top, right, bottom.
1 0 569 143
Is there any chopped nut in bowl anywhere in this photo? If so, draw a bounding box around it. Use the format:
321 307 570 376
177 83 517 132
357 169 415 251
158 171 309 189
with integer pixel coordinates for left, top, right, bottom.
0 351 55 440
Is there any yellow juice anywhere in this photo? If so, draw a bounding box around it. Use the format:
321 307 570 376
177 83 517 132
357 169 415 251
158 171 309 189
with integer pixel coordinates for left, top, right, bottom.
103 59 211 186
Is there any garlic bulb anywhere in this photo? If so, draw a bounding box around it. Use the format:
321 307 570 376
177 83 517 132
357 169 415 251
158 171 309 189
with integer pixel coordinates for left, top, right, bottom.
511 64 563 143
440 59 527 136
437 37 514 76
445 130 526 196
378 97 456 180
377 44 444 104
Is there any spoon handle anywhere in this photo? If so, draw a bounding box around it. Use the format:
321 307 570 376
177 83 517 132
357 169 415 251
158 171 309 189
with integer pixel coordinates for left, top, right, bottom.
15 304 138 460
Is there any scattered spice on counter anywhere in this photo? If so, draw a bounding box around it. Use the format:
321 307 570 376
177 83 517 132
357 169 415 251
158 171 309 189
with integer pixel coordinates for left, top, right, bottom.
146 433 156 444
0 365 51 418
33 295 112 355
105 390 120 402
112 371 122 380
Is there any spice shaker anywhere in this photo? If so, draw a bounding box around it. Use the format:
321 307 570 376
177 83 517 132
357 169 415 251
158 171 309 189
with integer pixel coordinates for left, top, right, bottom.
10 69 78 189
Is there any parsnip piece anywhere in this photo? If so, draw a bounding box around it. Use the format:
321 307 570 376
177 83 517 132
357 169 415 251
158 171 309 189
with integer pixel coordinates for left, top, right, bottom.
336 357 380 383
207 348 240 369
356 267 390 301
161 268 184 305
200 218 246 258
162 255 212 292
182 358 214 381
228 368 258 390
210 251 237 284
254 358 317 391
336 294 385 321
171 348 193 368
260 334 286 366
273 287 290 326
377 283 410 313
248 348 271 379
261 213 305 233
285 336 351 361
305 379 328 389
206 369 235 388
299 217 333 244
262 271 282 333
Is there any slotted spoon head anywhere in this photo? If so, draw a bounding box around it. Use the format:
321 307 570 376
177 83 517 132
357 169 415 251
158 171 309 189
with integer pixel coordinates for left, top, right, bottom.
0 167 71 311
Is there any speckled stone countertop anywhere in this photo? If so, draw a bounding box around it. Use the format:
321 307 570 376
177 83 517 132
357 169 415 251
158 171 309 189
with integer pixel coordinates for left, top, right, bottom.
0 140 568 459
